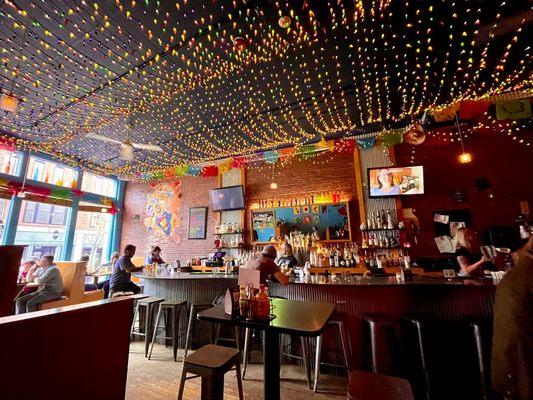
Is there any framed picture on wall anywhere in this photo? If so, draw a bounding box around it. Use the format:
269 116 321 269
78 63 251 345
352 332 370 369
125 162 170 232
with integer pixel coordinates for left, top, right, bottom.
188 207 208 239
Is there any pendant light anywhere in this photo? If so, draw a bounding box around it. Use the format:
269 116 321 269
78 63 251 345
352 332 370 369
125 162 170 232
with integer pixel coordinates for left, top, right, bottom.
455 113 472 164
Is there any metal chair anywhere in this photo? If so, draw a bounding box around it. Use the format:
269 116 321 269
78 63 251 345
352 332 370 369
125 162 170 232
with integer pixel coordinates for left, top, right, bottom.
148 299 187 361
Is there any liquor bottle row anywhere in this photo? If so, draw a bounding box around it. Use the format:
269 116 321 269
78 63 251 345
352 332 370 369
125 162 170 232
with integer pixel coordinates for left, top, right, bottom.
361 230 401 249
310 243 360 268
253 192 343 209
361 249 407 269
362 209 402 231
215 222 242 234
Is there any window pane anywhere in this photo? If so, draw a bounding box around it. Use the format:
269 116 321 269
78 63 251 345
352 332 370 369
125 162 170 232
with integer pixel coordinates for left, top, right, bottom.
15 200 69 260
0 149 20 176
73 209 112 269
81 172 117 197
26 156 78 188
0 198 10 242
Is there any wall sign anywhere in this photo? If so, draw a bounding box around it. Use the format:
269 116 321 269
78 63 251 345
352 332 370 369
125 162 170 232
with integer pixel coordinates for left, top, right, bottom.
188 207 208 239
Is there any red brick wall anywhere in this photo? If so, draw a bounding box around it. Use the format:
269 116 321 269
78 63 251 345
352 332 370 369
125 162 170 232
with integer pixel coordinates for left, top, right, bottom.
395 132 533 257
245 152 361 241
120 177 218 262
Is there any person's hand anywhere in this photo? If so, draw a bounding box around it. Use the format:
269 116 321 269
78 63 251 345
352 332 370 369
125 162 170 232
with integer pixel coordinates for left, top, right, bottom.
480 255 490 264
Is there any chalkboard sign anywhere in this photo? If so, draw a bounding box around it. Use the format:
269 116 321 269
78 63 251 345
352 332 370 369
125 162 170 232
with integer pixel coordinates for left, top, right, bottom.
188 207 208 239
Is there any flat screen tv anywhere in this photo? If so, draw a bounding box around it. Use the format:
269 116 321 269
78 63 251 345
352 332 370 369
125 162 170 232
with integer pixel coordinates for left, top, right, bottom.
368 166 424 197
210 185 245 211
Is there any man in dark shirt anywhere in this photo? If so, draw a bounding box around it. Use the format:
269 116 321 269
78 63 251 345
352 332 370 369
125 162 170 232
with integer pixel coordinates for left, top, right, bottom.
109 244 143 296
245 244 289 286
492 236 533 400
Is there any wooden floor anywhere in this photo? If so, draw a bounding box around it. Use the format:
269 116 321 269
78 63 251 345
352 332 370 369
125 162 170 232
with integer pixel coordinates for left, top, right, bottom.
126 342 347 400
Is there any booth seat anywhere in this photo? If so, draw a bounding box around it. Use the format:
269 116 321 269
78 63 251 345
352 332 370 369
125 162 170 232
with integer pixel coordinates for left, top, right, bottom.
39 261 104 310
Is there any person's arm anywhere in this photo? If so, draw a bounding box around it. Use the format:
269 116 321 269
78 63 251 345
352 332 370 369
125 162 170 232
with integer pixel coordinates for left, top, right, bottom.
123 259 143 273
34 268 56 284
273 270 289 286
26 265 39 282
457 255 489 276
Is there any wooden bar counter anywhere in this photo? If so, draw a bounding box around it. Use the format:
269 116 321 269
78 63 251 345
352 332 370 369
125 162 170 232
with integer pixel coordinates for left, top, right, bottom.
138 272 495 370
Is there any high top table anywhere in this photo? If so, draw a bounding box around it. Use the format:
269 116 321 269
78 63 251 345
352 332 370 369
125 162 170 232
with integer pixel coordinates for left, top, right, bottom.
197 298 336 400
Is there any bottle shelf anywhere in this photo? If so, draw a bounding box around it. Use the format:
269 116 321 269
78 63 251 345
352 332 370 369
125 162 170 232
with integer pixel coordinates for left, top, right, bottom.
214 245 243 249
361 227 404 232
361 245 403 250
213 232 244 236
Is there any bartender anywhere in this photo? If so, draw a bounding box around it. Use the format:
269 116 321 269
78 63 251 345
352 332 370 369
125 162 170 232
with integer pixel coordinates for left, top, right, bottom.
145 245 165 265
245 244 289 286
277 242 299 269
455 228 491 277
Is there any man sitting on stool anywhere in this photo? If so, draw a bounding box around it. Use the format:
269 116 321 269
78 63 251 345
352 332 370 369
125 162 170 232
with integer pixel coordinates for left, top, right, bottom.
16 255 63 314
109 244 144 297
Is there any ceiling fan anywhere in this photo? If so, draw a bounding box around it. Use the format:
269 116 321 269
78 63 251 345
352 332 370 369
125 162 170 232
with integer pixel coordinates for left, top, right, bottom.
86 133 163 161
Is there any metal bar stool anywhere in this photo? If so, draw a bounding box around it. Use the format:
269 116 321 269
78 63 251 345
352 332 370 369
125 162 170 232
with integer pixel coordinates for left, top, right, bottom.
177 344 243 400
364 313 405 375
130 296 164 357
313 318 352 392
469 319 494 400
148 299 187 361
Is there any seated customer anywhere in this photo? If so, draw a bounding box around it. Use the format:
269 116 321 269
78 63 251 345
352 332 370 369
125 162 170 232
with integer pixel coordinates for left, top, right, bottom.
455 228 491 277
492 236 533 400
17 257 39 297
80 255 98 292
97 252 120 299
245 244 289 286
16 255 64 314
277 242 299 269
109 244 144 297
144 245 165 265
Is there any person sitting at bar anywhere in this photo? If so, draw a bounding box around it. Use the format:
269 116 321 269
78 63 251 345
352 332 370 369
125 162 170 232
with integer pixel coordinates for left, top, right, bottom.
80 255 98 292
96 252 120 299
370 168 400 196
144 245 165 265
245 244 289 286
277 242 299 269
455 228 491 277
109 244 144 297
16 255 64 314
491 235 533 400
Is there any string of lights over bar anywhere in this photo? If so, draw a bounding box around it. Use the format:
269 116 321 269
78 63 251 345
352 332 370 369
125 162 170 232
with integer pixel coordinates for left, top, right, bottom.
0 0 531 178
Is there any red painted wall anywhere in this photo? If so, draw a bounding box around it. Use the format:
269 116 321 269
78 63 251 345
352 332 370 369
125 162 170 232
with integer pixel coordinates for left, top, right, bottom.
120 176 218 262
395 132 533 257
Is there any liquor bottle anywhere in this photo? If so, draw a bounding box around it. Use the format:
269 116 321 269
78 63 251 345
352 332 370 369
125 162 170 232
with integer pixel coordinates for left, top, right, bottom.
366 214 372 231
384 233 389 248
368 232 374 247
361 231 368 248
334 246 340 267
329 248 335 267
381 210 387 229
387 210 394 229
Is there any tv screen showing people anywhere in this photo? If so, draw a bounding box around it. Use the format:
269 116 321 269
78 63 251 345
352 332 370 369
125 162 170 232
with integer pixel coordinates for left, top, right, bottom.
368 166 424 197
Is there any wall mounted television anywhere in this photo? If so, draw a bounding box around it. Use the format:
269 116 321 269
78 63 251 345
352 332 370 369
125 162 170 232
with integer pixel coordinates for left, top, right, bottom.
210 185 246 211
368 166 424 197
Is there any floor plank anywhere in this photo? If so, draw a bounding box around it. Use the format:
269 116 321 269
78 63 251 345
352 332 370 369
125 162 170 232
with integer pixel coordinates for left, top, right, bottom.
126 342 347 399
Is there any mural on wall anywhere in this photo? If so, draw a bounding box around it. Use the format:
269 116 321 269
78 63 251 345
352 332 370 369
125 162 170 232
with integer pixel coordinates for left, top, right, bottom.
143 180 181 243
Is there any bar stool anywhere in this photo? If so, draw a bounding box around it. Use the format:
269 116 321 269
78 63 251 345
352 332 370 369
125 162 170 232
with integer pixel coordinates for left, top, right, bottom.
469 319 493 400
177 344 243 400
364 313 405 375
347 370 414 400
148 299 187 361
313 318 352 392
130 296 164 357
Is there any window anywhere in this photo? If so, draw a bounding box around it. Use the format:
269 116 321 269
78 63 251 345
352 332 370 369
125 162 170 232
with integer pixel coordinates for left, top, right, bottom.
73 209 112 268
22 202 67 225
15 200 69 260
0 198 10 242
0 149 20 176
81 172 117 197
26 155 78 188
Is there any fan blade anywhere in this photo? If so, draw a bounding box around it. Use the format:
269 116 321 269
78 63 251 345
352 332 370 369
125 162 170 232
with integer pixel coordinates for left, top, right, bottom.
86 133 122 145
132 143 163 152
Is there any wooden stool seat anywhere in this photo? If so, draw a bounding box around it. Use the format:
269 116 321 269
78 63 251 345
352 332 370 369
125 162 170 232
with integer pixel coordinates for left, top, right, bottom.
347 370 414 400
185 344 240 369
177 344 243 400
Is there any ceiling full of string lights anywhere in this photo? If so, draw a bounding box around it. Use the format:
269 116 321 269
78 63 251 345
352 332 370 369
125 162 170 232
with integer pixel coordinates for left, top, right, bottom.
0 0 531 177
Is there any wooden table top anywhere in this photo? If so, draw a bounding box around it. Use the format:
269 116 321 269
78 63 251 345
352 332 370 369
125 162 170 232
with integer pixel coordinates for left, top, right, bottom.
198 298 336 337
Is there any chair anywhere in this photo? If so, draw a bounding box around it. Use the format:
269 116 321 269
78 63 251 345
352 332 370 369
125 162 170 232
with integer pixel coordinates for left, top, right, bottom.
131 297 165 357
347 370 414 400
39 261 104 310
177 344 243 400
364 313 405 376
148 299 187 361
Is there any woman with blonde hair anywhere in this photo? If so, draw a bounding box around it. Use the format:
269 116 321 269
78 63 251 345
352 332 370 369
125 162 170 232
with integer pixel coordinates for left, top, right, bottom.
455 227 490 277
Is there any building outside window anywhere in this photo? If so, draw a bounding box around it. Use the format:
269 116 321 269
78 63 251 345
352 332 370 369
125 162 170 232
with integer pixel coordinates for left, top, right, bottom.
0 149 20 176
15 200 69 260
0 198 10 242
72 206 113 269
26 155 78 188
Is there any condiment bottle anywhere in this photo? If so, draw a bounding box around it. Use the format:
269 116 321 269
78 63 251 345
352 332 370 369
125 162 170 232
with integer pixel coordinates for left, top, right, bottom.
239 285 248 318
254 284 270 320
